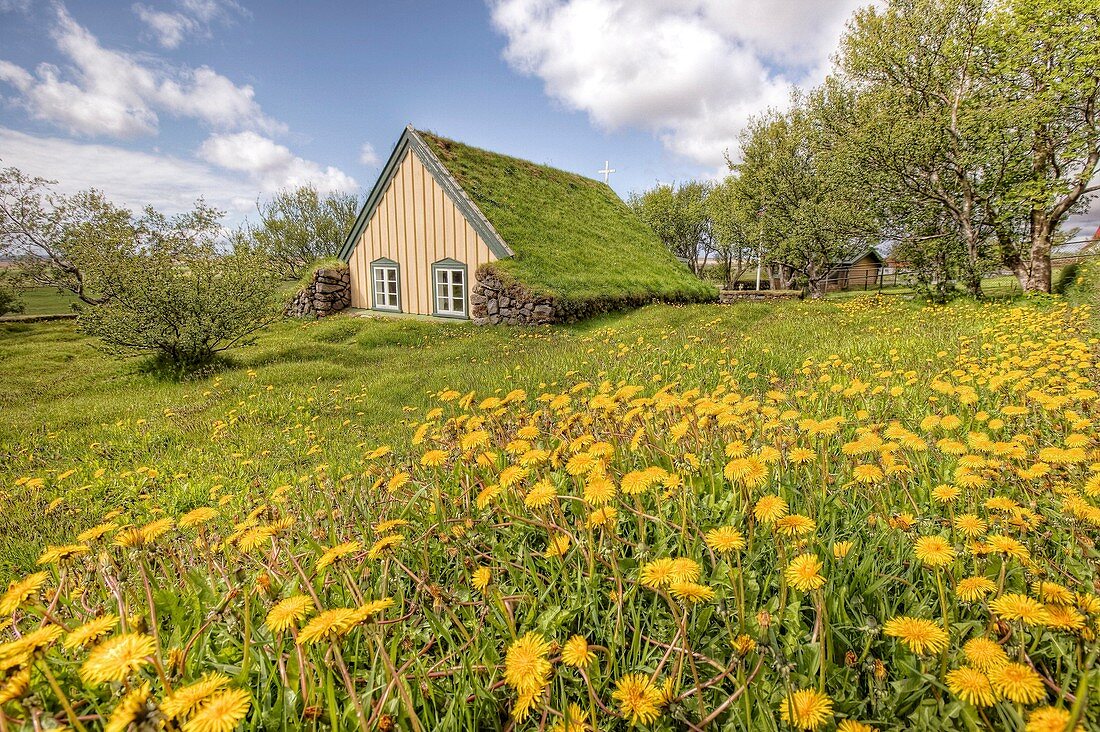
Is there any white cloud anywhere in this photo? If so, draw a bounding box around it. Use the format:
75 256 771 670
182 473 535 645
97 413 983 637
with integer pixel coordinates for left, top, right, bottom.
490 0 865 166
198 131 358 194
0 126 258 215
133 5 196 49
133 0 244 48
359 142 380 168
0 4 281 138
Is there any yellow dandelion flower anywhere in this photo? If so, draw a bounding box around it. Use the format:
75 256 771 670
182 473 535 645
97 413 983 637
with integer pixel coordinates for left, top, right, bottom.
837 722 876 732
913 535 955 568
561 635 594 668
780 688 834 731
0 667 29 704
956 577 996 602
705 526 745 553
883 616 949 655
161 673 231 719
954 514 987 538
586 506 618 528
366 534 403 559
297 609 360 645
1043 604 1085 632
504 633 552 695
81 633 157 685
786 554 825 592
962 637 1008 671
105 683 152 732
852 464 884 484
732 634 756 656
775 514 816 537
946 666 998 707
64 615 118 650
639 558 677 589
76 522 119 543
265 596 313 634
140 518 174 542
1031 581 1074 606
0 573 48 616
753 495 788 524
990 594 1051 626
178 507 219 529
524 479 557 508
612 673 663 726
472 567 491 593
548 703 589 732
353 597 394 622
544 534 570 557
932 485 962 503
1026 707 1083 732
316 541 362 571
833 541 854 559
669 557 700 583
476 484 501 509
374 519 409 534
420 449 448 467
669 581 715 604
985 534 1030 561
989 662 1046 704
36 544 90 565
181 688 251 732
500 465 529 489
582 474 617 505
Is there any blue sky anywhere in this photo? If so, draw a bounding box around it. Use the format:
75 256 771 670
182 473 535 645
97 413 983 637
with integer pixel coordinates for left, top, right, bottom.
22 0 1059 232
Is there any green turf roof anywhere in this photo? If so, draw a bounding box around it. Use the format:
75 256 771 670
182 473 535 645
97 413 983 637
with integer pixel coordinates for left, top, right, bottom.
416 130 715 304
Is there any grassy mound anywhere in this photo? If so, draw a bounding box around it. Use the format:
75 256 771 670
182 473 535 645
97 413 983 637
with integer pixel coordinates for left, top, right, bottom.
418 131 716 306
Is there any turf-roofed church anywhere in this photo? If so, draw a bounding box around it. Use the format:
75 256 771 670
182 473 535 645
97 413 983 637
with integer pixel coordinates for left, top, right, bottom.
339 126 714 324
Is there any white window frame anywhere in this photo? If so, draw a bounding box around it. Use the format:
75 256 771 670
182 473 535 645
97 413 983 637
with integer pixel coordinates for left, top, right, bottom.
432 261 467 318
371 260 400 311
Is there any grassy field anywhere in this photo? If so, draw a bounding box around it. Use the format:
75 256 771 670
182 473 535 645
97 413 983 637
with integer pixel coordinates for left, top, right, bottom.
4 286 78 316
1 291 1098 730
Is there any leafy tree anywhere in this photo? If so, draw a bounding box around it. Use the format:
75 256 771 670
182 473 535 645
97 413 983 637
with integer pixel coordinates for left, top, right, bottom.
837 0 1014 296
628 181 713 275
706 176 761 288
0 270 23 317
982 0 1100 292
243 185 361 279
737 97 876 297
0 167 134 305
78 204 282 373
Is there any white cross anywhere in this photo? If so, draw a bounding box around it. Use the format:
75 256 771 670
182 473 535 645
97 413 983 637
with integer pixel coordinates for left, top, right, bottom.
598 160 615 184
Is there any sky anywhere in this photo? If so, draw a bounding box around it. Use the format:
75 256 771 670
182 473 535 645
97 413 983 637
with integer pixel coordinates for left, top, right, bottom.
1 0 1096 238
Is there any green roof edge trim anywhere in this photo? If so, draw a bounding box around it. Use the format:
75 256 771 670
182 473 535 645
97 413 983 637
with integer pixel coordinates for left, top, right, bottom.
338 125 514 262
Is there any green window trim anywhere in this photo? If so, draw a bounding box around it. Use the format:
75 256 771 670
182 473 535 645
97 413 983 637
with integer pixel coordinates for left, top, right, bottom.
370 258 401 312
431 258 468 319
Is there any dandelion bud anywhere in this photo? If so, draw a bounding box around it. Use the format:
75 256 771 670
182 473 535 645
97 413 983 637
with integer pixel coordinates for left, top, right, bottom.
756 610 772 630
845 650 858 667
873 659 887 681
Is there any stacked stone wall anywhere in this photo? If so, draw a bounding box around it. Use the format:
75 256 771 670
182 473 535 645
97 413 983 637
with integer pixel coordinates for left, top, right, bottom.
286 266 351 318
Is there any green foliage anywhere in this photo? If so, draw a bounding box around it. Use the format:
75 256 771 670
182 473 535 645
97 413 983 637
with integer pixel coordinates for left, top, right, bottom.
0 271 23 317
0 167 136 305
418 131 715 305
241 185 361 280
76 204 283 373
627 180 712 275
737 93 877 296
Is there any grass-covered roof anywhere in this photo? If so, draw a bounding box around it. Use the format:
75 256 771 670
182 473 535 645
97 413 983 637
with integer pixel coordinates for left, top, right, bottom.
417 130 715 304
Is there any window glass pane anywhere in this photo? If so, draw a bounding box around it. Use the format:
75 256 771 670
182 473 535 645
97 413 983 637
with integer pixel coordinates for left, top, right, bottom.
452 270 463 285
452 284 463 301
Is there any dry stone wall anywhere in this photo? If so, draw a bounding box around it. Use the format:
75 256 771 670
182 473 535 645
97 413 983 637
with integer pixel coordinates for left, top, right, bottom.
286 266 351 318
471 269 557 325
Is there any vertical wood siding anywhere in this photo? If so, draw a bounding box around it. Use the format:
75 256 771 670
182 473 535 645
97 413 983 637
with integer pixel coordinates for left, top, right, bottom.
348 151 497 315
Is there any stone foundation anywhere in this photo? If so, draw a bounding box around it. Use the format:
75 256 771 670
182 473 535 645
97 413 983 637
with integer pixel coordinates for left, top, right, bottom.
471 269 559 325
286 266 351 318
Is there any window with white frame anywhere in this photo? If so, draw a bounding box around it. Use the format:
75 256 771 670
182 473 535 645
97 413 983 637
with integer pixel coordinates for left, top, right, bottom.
434 265 466 317
372 262 399 311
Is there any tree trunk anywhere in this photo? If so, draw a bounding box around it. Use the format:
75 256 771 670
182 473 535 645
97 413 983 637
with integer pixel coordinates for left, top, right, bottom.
1025 211 1053 293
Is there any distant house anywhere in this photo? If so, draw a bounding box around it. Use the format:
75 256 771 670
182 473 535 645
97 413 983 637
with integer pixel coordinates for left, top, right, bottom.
338 125 712 324
826 249 884 291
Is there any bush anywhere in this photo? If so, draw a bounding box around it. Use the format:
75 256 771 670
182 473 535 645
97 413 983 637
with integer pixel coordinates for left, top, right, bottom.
0 272 23 317
79 248 281 374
